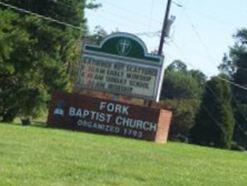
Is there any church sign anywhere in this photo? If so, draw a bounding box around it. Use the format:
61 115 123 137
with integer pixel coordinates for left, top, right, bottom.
47 33 172 143
48 91 172 143
75 33 164 101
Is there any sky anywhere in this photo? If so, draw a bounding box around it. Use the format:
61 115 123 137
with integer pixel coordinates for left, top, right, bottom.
85 0 247 77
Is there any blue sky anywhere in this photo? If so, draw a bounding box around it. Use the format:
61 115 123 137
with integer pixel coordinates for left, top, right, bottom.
85 0 247 76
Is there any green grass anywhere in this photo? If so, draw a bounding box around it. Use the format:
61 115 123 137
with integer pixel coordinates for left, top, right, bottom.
0 123 247 186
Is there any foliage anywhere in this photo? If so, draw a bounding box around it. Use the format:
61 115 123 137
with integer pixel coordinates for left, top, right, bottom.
189 69 207 87
161 71 203 100
219 29 247 103
86 0 102 9
165 60 187 73
160 61 206 141
0 0 91 122
162 99 200 142
161 61 206 100
0 10 44 121
87 25 108 45
231 30 247 149
190 74 235 149
218 53 235 76
232 102 247 149
219 28 247 150
1 0 87 27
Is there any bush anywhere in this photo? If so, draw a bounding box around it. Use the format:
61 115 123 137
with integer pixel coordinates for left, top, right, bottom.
190 75 235 149
161 99 200 142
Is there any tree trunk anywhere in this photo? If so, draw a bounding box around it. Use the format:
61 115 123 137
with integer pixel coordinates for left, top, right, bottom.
21 118 31 126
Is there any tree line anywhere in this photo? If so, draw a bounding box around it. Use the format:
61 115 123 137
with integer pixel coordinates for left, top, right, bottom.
161 29 247 151
0 1 246 151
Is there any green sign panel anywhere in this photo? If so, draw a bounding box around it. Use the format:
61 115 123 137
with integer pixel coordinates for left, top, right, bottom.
75 32 164 101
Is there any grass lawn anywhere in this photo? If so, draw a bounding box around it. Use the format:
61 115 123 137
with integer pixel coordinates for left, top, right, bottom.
0 123 247 186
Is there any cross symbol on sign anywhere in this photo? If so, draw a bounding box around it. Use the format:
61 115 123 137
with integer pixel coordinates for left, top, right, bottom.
117 39 132 56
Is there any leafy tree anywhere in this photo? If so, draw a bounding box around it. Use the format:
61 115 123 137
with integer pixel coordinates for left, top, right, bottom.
87 26 108 45
161 61 206 141
190 74 235 149
218 53 235 77
161 71 203 100
219 29 247 103
189 69 207 88
1 0 87 27
0 0 99 123
231 29 247 149
162 99 200 142
0 10 34 122
166 60 187 73
161 61 205 100
219 29 247 149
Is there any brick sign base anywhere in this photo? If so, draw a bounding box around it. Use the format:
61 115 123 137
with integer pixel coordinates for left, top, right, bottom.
47 91 172 143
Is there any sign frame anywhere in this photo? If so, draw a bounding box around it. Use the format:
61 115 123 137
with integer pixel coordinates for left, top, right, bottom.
75 32 165 102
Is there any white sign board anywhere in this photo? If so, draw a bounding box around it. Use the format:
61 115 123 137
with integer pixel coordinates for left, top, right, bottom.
75 33 164 101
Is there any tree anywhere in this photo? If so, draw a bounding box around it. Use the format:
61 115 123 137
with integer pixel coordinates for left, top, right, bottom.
162 99 200 142
161 61 205 100
0 10 36 122
0 0 98 123
219 28 247 149
161 61 206 141
189 69 207 88
218 53 235 77
190 74 235 149
161 71 203 100
166 60 187 73
219 29 247 103
87 26 108 45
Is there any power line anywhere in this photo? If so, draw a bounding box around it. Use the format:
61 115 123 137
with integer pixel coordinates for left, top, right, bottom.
0 1 162 42
102 0 162 25
85 0 163 34
0 1 86 32
91 8 159 31
185 13 247 75
172 1 183 8
202 92 247 137
217 76 247 91
148 0 155 32
185 13 218 64
175 1 243 31
135 31 161 37
96 1 247 138
171 38 247 92
2 0 246 93
181 12 247 92
186 13 247 73
164 40 229 134
171 40 247 137
1 0 246 140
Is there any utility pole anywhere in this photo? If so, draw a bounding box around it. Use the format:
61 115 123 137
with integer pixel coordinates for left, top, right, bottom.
158 0 172 55
145 0 172 107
